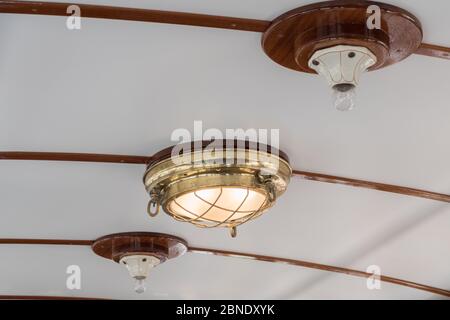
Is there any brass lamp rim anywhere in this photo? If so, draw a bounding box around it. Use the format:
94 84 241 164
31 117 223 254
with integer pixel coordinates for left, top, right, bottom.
144 140 292 191
146 139 290 167
144 155 291 194
143 140 292 235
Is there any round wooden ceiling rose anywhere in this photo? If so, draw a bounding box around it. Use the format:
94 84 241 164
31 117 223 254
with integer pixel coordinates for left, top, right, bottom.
262 0 423 74
92 232 188 263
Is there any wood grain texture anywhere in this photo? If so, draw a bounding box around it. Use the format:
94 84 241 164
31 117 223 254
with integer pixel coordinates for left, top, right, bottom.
0 0 269 32
416 43 450 60
92 232 188 263
262 0 423 73
0 0 447 61
190 247 450 298
292 170 450 203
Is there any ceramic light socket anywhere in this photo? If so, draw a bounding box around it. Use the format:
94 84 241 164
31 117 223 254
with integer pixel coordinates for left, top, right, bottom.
308 45 377 87
120 255 161 293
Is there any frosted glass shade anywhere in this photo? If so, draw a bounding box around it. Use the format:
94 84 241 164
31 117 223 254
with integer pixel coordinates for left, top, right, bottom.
168 187 267 223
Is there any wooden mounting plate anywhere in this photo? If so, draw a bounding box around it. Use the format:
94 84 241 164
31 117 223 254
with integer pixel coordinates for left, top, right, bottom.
262 0 423 73
92 232 188 263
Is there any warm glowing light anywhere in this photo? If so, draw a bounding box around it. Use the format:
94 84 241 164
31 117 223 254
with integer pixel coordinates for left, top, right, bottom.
168 187 267 223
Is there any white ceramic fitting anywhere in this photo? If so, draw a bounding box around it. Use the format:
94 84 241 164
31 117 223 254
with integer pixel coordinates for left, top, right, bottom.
308 45 377 111
308 45 377 87
120 255 161 293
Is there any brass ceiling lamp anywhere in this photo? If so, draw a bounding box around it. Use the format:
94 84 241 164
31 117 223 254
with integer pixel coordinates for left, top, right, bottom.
143 140 292 237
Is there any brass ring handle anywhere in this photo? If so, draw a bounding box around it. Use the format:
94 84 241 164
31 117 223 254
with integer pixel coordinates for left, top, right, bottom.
147 199 160 217
265 181 277 203
229 226 237 238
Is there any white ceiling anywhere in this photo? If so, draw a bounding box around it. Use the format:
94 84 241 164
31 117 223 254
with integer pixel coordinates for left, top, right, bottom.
0 0 449 299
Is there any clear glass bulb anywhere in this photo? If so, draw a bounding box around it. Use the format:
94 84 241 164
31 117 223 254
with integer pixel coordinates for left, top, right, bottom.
332 84 356 111
134 278 146 294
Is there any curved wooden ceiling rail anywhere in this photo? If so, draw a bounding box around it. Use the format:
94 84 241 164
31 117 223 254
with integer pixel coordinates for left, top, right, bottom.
1 151 449 203
0 295 106 300
0 151 151 164
416 43 450 60
291 170 450 203
0 238 93 246
0 238 448 297
0 0 270 32
0 0 448 60
190 247 450 298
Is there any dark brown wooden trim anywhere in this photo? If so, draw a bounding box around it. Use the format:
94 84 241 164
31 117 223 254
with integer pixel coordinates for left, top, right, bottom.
92 232 188 263
2 151 449 203
0 0 269 32
0 238 448 297
189 247 450 297
262 0 422 73
416 43 450 60
0 1 447 61
0 151 151 164
0 295 107 300
0 238 93 246
292 170 450 203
